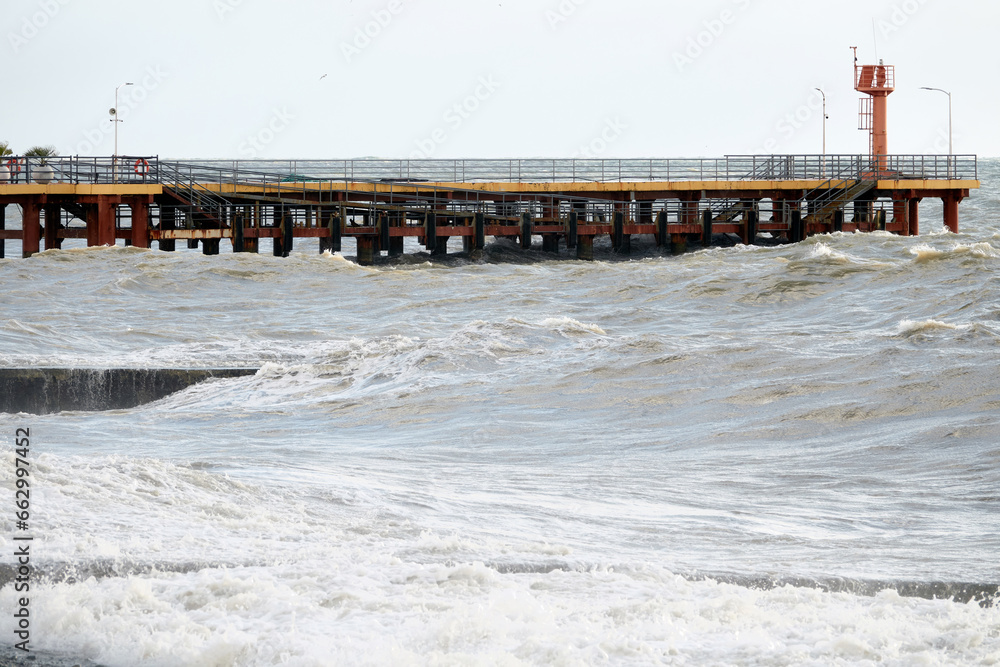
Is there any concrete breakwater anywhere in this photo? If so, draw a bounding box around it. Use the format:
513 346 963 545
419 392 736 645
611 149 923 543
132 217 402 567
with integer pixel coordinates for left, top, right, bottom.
0 368 258 414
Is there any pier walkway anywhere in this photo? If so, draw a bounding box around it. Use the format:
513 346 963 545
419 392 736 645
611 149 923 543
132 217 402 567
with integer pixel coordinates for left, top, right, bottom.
0 154 979 263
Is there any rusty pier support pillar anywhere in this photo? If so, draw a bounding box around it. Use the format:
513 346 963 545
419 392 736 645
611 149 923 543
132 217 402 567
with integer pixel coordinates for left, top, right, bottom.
273 206 290 257
22 198 41 258
0 203 5 259
908 198 921 236
160 207 178 252
520 212 532 251
318 209 331 254
129 197 151 248
356 235 376 266
85 196 116 248
701 208 713 247
44 203 62 251
232 211 245 253
472 211 485 257
389 212 405 257
577 234 594 261
744 209 759 245
789 209 804 243
943 194 961 234
893 198 909 236
568 205 582 249
613 210 629 254
431 212 449 256
244 206 258 254
833 209 845 233
424 212 437 254
853 196 871 228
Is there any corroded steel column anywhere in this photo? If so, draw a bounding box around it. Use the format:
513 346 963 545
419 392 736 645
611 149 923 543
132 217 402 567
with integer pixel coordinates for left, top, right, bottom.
22 198 41 258
87 196 116 247
943 194 961 234
908 198 921 237
893 198 908 236
44 203 62 250
129 197 151 248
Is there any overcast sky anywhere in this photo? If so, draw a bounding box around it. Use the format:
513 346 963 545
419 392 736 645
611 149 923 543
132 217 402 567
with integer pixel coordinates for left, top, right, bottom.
3 0 997 160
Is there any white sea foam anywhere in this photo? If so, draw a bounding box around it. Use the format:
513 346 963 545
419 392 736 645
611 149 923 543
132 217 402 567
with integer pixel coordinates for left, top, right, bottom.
911 241 1000 262
4 452 998 665
6 557 999 666
896 319 964 336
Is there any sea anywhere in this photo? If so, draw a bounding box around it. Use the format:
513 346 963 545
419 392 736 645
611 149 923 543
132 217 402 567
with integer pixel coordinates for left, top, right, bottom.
1 160 998 666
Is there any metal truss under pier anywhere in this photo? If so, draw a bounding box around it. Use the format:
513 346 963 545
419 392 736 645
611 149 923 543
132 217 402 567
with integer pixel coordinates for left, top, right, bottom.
0 155 979 264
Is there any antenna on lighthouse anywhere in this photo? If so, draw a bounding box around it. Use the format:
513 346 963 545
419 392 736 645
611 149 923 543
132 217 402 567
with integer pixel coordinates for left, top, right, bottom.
871 19 879 63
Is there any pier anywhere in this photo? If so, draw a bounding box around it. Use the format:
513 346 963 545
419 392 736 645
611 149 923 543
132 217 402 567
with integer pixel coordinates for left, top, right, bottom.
0 154 979 264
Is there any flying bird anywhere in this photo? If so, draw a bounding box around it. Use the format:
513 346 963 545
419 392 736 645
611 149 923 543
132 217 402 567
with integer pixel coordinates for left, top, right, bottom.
320 74 328 80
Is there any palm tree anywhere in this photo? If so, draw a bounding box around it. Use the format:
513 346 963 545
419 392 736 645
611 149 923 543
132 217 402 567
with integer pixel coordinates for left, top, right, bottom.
0 141 12 157
24 145 58 164
24 145 59 183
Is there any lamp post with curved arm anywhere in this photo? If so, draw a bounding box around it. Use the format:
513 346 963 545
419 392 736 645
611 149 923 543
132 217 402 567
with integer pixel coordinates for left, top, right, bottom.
815 87 827 177
112 82 133 182
920 86 952 177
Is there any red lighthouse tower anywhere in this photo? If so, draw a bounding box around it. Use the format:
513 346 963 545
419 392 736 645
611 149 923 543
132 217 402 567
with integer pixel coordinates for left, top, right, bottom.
854 47 894 173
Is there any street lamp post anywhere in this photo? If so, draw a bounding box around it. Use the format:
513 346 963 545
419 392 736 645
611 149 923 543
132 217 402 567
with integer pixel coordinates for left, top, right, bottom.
815 87 827 177
112 82 133 182
920 86 952 177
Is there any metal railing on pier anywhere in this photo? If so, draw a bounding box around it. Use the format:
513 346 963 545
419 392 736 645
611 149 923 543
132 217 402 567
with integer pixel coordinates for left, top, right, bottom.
0 154 978 187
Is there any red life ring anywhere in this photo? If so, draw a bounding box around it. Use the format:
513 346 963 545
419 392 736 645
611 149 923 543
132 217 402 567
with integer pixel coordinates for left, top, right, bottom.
134 159 150 175
7 158 21 173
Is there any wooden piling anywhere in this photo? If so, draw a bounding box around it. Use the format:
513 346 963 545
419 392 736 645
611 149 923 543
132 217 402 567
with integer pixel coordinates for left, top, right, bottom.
702 208 713 247
577 234 594 261
0 203 5 259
